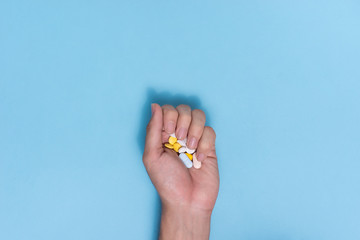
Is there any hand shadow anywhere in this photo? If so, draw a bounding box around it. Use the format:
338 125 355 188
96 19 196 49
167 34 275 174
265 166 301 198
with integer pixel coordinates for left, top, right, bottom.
137 87 210 239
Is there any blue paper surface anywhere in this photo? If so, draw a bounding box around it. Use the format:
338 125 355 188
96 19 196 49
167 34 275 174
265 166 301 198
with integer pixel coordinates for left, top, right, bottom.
1 1 359 239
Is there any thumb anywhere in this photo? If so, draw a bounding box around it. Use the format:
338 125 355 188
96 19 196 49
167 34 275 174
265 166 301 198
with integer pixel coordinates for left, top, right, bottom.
144 103 163 159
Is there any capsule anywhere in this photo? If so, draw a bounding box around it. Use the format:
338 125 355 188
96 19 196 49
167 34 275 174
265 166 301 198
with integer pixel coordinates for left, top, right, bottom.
179 153 193 168
185 152 193 160
193 153 202 169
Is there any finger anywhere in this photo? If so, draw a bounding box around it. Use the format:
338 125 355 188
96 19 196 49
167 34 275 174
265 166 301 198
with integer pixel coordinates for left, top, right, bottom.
161 104 178 134
175 104 192 140
196 126 217 162
187 109 206 149
162 131 170 143
144 103 163 160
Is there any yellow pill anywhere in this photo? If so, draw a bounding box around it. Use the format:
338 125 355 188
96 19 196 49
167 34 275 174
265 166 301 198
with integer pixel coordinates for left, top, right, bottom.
185 152 193 160
173 142 181 152
168 136 177 145
164 143 174 149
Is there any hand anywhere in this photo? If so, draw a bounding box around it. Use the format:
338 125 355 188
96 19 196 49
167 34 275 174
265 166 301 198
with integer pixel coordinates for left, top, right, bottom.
143 103 219 240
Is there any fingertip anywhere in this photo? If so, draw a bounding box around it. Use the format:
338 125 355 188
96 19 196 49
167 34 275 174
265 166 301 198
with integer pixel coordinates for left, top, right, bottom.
151 103 155 115
151 103 163 122
151 103 160 114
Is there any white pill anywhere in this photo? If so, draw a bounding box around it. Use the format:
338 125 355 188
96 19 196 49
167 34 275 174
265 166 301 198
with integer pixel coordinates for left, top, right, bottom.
178 147 186 153
176 137 187 147
185 147 195 154
193 153 202 169
170 133 176 138
179 153 193 168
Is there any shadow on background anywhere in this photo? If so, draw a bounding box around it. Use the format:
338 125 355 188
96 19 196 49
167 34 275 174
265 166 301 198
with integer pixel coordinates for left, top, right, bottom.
137 87 211 240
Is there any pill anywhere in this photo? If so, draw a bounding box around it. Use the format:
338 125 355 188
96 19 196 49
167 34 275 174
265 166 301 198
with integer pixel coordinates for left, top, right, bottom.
176 138 187 147
173 142 181 152
164 143 174 149
168 136 177 145
185 152 193 160
193 153 202 169
170 133 176 138
185 147 195 154
178 147 186 153
179 153 193 168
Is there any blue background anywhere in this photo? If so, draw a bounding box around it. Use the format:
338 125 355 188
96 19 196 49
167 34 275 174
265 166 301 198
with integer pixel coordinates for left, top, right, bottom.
1 1 359 239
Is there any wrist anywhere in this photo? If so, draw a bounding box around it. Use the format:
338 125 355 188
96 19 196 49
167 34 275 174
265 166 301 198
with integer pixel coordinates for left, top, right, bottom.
159 203 212 240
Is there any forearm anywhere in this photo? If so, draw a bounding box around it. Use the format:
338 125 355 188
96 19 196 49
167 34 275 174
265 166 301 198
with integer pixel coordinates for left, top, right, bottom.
159 203 212 240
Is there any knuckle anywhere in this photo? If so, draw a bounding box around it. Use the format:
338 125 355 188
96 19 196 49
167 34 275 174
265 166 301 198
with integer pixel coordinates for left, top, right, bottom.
192 108 205 115
162 104 174 111
142 153 147 163
181 113 192 122
163 106 178 116
146 122 152 132
192 109 206 120
205 126 216 139
176 104 191 111
162 104 173 109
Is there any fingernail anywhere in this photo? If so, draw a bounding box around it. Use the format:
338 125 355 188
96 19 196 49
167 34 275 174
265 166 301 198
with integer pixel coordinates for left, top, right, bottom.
165 121 175 133
177 127 186 140
151 103 155 115
188 137 197 149
197 153 205 162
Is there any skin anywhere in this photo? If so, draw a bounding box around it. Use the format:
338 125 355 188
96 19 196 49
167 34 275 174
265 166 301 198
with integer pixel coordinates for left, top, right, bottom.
143 103 219 240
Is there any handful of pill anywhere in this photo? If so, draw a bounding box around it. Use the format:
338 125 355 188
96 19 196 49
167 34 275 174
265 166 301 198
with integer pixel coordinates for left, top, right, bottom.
164 133 202 169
